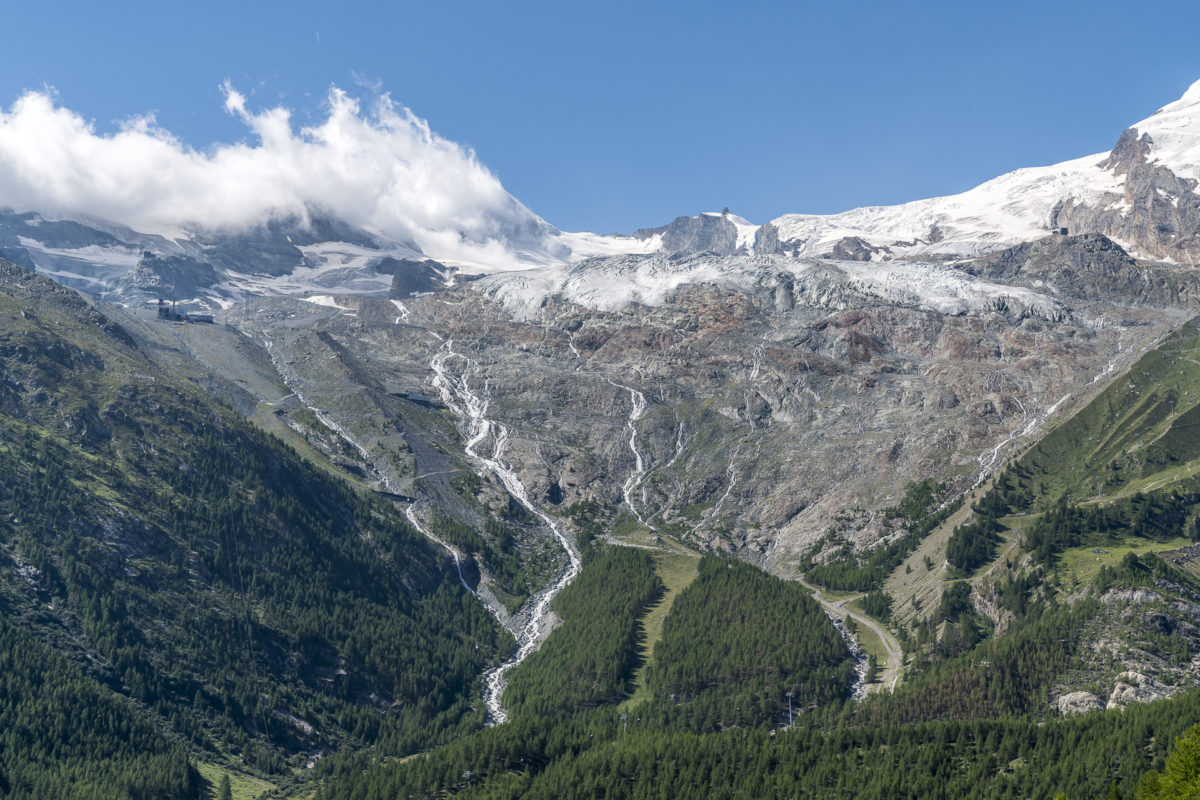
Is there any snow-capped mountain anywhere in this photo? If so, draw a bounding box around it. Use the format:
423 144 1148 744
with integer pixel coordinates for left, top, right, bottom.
468 78 1200 317
5 79 1200 312
757 80 1200 263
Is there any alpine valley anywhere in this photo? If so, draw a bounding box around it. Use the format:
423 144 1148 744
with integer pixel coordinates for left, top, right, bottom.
11 80 1200 799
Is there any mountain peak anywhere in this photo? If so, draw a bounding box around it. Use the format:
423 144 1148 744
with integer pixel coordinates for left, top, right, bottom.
1127 77 1200 183
1163 77 1200 110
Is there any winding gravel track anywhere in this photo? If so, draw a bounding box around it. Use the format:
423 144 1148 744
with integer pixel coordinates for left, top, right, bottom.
799 578 904 695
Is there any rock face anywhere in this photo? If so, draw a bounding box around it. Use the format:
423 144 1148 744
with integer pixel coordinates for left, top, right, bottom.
1056 691 1104 716
0 211 123 251
0 209 417 311
965 233 1200 307
1106 671 1172 709
195 214 380 277
377 257 449 298
1054 128 1200 263
634 213 740 255
755 221 783 256
827 236 883 261
773 274 795 312
224 235 1189 574
115 251 220 301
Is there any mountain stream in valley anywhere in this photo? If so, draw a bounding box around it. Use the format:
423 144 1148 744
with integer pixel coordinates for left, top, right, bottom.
428 338 581 725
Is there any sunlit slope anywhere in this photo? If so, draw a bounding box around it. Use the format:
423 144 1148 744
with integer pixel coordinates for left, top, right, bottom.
1013 317 1200 507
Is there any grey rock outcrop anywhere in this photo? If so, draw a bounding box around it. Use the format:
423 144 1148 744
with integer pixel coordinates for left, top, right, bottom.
1054 128 1200 262
1106 671 1172 709
964 233 1200 309
1055 691 1104 716
116 251 220 300
196 213 379 277
0 211 124 250
634 213 740 255
376 257 449 298
754 222 783 256
827 236 883 261
773 274 795 312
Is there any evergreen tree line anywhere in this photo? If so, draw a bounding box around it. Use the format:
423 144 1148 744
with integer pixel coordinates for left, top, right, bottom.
317 551 859 799
945 482 1014 575
316 534 1200 800
1022 491 1197 566
319 666 1200 800
1136 723 1200 799
858 589 893 621
642 556 856 731
0 608 203 799
0 373 509 777
503 546 663 717
805 479 960 591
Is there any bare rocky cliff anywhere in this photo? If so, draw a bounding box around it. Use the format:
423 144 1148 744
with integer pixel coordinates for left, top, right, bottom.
221 236 1193 577
1053 128 1200 263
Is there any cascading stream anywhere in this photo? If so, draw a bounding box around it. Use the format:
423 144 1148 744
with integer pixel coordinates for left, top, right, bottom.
258 336 402 494
606 379 653 528
428 338 581 725
974 392 1071 486
829 614 870 701
391 299 410 324
974 335 1141 486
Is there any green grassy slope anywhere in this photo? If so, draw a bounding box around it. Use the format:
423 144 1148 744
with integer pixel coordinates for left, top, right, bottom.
1015 317 1200 507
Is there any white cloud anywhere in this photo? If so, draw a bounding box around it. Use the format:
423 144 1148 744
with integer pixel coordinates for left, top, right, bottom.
0 84 563 269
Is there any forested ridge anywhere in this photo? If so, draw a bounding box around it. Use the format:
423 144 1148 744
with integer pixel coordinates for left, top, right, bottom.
318 546 1200 799
0 262 510 792
0 611 203 799
317 554 859 799
461 692 1200 800
644 557 855 730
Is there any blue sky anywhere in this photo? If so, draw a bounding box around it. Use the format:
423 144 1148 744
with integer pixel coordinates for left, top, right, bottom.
5 0 1200 234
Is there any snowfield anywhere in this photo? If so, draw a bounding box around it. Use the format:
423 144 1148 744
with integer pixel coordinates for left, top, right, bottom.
474 252 1066 322
767 152 1125 261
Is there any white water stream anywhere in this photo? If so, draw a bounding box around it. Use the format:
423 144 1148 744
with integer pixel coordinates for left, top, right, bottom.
259 337 403 493
1093 337 1133 384
974 391 1073 487
428 338 581 725
606 380 653 528
391 299 410 325
829 614 871 701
